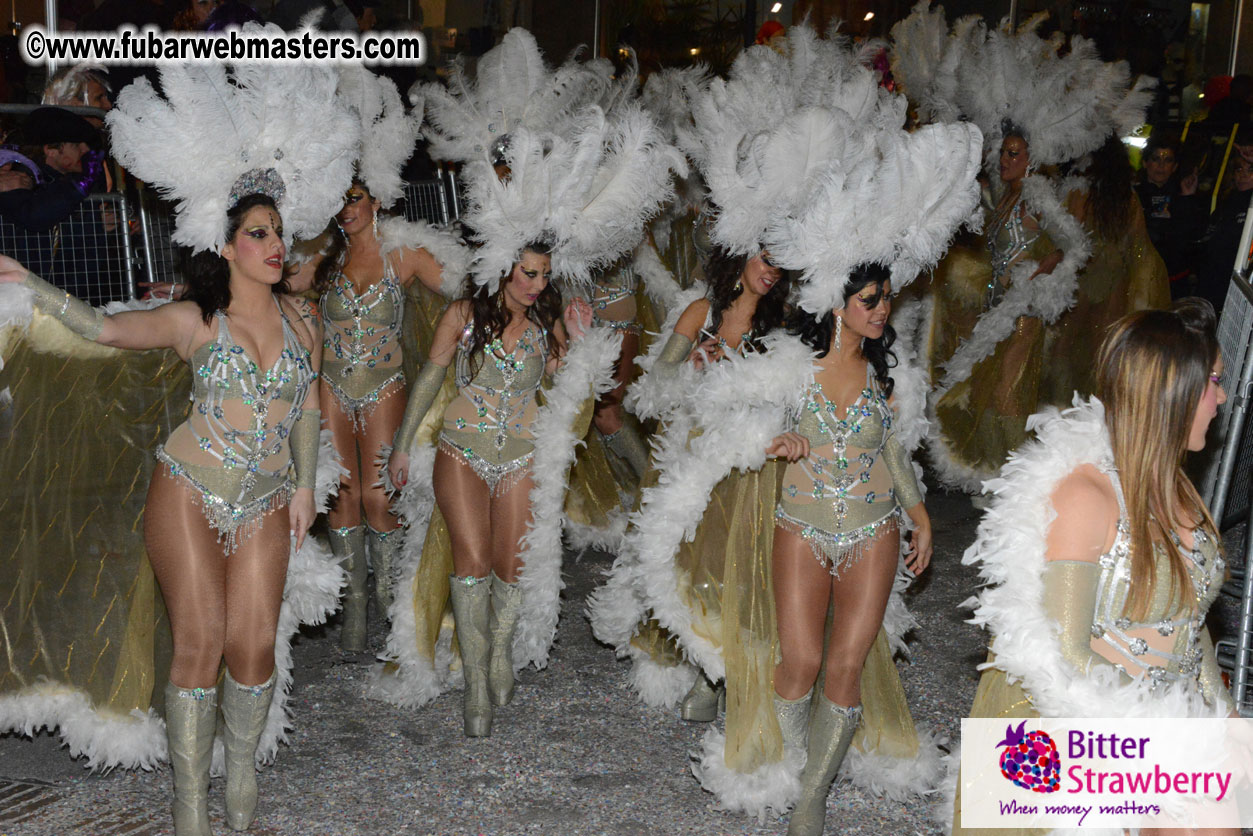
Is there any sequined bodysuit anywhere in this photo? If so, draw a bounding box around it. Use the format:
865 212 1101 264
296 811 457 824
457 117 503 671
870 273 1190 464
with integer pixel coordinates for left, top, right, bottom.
1087 465 1228 695
157 300 317 552
775 368 920 575
592 263 641 335
320 260 405 428
985 198 1041 310
439 323 548 496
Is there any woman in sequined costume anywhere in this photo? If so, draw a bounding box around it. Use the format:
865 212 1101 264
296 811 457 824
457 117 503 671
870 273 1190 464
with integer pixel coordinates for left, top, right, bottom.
302 181 460 651
771 264 932 836
925 129 1067 490
0 192 323 836
387 241 592 737
587 258 653 475
950 299 1236 836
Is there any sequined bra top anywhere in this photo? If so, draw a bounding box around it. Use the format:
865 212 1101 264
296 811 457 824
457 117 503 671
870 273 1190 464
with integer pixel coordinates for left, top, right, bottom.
161 300 317 504
320 262 404 400
778 367 898 534
1090 464 1226 689
441 323 548 465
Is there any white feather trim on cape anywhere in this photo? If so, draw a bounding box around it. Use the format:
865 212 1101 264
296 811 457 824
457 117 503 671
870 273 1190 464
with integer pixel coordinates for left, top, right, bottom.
368 327 621 706
926 174 1091 492
106 31 359 254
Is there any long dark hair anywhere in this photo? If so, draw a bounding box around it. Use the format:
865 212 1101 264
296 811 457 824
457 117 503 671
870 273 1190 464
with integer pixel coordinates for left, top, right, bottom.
183 193 290 323
704 245 792 351
789 262 897 397
464 241 563 377
1083 133 1134 241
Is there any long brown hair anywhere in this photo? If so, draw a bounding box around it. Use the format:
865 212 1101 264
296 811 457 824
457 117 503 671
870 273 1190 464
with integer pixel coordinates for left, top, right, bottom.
464 241 563 378
1094 298 1220 620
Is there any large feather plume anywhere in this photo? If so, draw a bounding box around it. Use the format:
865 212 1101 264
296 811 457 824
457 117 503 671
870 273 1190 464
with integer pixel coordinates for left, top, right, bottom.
460 103 686 290
891 4 1155 168
420 28 611 166
766 120 984 313
106 27 359 254
337 66 421 209
680 24 905 256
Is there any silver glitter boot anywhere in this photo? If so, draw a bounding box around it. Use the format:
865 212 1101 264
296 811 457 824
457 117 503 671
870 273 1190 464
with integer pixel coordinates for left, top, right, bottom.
680 674 725 722
164 681 217 836
221 670 275 831
487 573 524 706
366 526 402 619
787 696 861 836
449 574 493 737
328 525 367 651
774 691 812 753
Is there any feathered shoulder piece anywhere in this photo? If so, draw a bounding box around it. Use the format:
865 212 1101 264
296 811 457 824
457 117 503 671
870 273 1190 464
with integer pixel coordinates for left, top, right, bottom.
106 26 359 254
679 23 907 258
892 4 1154 169
459 103 686 292
377 215 470 298
420 27 611 166
338 67 421 209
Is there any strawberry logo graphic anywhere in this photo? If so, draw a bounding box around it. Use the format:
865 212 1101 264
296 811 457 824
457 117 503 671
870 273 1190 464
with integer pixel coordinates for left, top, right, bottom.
996 721 1061 793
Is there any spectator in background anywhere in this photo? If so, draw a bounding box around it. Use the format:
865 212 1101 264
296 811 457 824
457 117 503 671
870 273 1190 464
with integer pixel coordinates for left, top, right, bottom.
3 107 104 232
269 0 356 30
2 107 121 304
173 0 219 30
1195 146 1253 315
1135 133 1205 289
41 65 112 129
1207 74 1252 137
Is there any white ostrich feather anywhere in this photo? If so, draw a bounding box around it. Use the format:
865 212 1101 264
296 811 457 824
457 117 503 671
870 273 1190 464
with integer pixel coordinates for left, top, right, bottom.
460 104 685 291
105 27 359 254
889 2 977 124
338 66 421 209
420 27 611 166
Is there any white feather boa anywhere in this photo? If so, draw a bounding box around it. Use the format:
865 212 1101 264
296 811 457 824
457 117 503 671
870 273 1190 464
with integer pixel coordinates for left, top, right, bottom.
377 215 471 299
0 292 348 771
932 397 1229 835
368 327 621 706
926 174 1092 492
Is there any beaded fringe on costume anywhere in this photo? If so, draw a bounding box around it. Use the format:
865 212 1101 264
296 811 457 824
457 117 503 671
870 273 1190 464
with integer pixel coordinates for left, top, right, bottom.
773 506 900 577
326 373 405 433
438 436 533 498
155 447 293 555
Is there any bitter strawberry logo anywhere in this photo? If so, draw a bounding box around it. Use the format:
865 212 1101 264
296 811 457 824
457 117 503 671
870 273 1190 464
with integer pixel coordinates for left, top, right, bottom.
996 721 1061 793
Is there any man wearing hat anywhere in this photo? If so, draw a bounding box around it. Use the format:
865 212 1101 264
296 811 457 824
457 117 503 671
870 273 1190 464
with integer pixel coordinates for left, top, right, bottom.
0 106 121 304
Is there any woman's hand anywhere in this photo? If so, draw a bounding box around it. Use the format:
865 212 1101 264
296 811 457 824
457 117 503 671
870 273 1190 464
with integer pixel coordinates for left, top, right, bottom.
1028 249 1063 280
766 431 810 462
388 449 411 489
289 487 316 551
563 297 593 341
689 337 724 370
903 504 933 575
0 254 29 284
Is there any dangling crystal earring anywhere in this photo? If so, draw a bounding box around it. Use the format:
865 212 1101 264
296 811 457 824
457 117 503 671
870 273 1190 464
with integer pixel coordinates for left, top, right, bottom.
834 315 843 351
371 212 380 240
733 280 743 294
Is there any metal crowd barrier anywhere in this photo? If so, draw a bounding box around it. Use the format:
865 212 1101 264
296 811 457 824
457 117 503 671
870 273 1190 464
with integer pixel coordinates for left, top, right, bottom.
0 174 458 306
1202 190 1253 716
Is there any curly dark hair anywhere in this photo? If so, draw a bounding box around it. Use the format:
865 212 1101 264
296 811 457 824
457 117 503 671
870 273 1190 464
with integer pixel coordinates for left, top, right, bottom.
1083 133 1134 241
183 193 290 324
703 245 792 351
463 241 563 378
789 262 897 397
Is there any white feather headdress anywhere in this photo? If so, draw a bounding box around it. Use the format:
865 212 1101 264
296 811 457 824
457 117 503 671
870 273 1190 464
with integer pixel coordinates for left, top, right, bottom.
459 103 687 290
679 25 906 257
107 30 359 254
420 27 611 166
337 66 421 209
891 4 1154 169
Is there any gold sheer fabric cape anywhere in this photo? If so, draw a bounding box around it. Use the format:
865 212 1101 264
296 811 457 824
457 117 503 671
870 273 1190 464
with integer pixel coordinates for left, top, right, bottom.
0 313 183 764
